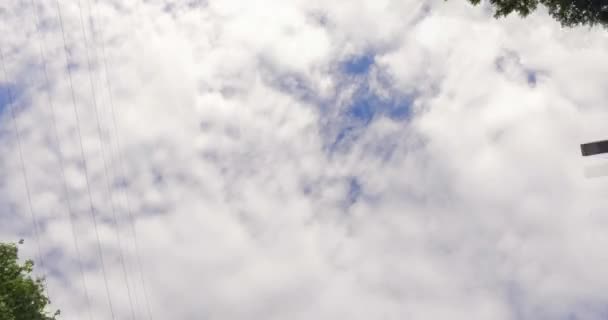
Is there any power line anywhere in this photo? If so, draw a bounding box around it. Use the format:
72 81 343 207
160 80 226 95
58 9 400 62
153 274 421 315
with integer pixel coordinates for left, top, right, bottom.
0 48 49 303
73 0 138 317
82 0 146 317
52 0 117 318
87 0 154 318
25 0 94 318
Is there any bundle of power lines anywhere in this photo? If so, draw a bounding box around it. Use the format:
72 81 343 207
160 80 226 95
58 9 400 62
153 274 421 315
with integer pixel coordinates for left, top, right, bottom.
0 1 152 319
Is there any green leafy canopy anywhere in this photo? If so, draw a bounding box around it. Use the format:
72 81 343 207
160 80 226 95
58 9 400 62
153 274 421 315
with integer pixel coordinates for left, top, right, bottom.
463 0 608 28
0 241 59 320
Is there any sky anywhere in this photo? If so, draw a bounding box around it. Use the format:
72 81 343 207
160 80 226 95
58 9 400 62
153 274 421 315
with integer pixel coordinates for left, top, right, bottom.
1 0 608 319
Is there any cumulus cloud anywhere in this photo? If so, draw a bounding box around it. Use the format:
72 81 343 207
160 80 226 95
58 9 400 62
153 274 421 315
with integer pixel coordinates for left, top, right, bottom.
1 0 608 319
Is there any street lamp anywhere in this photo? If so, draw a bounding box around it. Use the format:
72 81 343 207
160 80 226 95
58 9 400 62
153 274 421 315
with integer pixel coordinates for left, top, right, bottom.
581 140 608 157
581 139 608 178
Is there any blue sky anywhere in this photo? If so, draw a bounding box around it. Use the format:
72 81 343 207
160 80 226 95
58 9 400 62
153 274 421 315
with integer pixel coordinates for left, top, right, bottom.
0 84 11 117
323 52 415 154
342 53 412 123
343 53 375 75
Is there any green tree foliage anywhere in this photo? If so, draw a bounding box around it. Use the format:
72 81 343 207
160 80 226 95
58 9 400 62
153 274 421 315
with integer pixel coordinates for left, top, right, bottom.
0 241 59 320
466 0 608 28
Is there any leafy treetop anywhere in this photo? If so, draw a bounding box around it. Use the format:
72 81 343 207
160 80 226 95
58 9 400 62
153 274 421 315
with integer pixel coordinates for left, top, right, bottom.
466 0 608 28
0 241 59 320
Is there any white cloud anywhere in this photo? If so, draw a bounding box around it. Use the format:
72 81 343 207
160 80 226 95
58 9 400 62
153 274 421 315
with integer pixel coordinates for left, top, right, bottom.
2 0 608 319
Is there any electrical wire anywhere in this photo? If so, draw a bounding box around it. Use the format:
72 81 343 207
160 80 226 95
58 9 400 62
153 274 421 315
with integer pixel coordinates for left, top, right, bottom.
73 0 138 317
87 0 155 318
52 0 117 318
25 0 94 318
0 47 49 305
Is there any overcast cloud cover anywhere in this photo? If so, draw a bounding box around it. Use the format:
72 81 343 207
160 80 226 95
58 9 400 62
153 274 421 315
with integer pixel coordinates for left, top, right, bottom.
1 0 608 319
